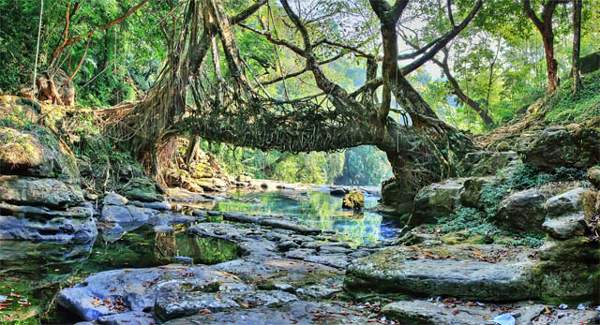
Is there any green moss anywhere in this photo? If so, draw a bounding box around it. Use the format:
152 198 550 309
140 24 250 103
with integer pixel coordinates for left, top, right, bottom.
207 214 224 223
544 70 600 124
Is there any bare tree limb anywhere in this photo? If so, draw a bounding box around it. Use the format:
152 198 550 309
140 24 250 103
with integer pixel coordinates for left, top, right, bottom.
400 0 482 75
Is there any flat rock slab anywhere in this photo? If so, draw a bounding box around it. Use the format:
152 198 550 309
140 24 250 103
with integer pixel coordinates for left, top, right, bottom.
163 301 369 325
0 214 96 243
220 212 321 235
57 265 241 321
382 300 600 325
0 175 84 207
346 245 537 301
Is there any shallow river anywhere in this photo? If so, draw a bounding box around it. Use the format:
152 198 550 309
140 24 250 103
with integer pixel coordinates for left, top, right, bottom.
0 189 403 323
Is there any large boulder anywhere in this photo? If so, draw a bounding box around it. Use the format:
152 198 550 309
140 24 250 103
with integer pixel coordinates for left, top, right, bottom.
0 214 96 243
522 125 600 170
413 178 465 223
57 265 242 321
588 166 600 188
542 188 588 239
0 176 84 208
163 301 369 325
544 187 586 217
0 96 79 181
495 188 547 232
459 176 497 208
458 151 519 177
345 244 538 301
0 127 79 181
535 237 599 302
380 177 416 214
542 213 586 239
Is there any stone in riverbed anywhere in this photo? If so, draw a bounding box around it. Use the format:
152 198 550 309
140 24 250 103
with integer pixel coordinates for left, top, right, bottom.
382 300 493 324
345 245 537 301
380 300 597 325
0 175 84 208
163 301 369 324
0 214 96 243
155 281 297 321
342 190 364 210
96 311 156 325
57 265 242 321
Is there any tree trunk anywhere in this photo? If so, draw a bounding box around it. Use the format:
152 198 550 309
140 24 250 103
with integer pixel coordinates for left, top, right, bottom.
571 0 583 94
542 32 559 93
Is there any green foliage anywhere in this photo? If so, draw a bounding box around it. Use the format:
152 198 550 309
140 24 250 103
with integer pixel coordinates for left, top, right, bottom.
335 146 393 186
0 0 169 106
544 70 600 124
434 206 544 248
431 163 584 248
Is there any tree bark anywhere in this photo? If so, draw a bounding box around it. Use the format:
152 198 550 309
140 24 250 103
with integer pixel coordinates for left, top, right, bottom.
571 0 583 94
523 0 566 93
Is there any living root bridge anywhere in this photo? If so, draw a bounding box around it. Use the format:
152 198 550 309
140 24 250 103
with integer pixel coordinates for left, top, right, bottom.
179 94 377 152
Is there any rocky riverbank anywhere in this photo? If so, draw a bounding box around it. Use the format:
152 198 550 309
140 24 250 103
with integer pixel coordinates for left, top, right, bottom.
1 96 599 324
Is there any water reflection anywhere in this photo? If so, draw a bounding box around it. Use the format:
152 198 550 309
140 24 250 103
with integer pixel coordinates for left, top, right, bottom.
0 227 242 322
215 190 401 245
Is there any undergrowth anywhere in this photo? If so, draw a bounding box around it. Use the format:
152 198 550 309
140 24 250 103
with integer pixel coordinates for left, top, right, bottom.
544 70 600 124
433 163 585 247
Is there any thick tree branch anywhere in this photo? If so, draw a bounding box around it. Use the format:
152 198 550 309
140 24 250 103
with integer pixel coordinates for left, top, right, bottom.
400 0 482 75
230 0 268 25
51 0 149 67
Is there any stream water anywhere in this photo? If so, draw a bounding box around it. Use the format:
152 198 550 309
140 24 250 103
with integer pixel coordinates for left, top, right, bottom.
0 188 402 323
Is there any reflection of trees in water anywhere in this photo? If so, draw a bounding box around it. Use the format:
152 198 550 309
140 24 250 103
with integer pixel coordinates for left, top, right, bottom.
215 191 388 246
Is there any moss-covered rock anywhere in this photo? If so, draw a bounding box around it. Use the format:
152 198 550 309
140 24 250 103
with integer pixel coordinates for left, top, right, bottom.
588 166 600 188
495 188 547 232
413 178 465 223
121 177 163 202
342 190 364 211
345 244 538 301
522 125 600 170
0 126 79 182
534 237 599 303
459 176 497 208
0 175 84 208
458 150 519 177
380 177 416 214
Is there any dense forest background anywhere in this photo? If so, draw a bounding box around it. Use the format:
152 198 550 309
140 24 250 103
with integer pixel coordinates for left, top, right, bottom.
0 0 598 185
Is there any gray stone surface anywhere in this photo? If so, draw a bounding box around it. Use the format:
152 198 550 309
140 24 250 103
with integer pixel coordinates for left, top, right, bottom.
0 175 84 207
0 214 96 243
413 178 465 223
163 301 369 325
544 187 586 217
57 265 242 321
346 245 537 301
495 188 547 231
542 213 586 239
